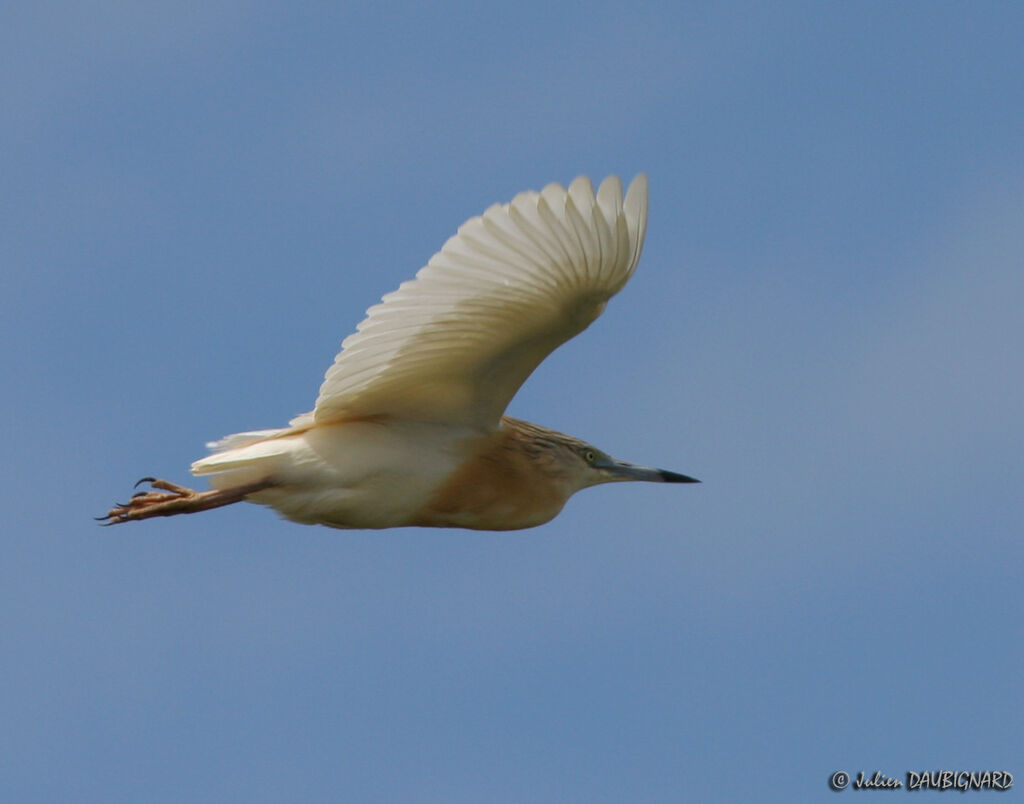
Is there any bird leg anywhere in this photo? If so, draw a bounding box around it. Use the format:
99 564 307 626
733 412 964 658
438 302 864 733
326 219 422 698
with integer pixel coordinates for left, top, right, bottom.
98 477 272 525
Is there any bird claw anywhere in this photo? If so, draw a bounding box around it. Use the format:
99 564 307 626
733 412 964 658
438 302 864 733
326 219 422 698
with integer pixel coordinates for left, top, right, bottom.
98 477 199 525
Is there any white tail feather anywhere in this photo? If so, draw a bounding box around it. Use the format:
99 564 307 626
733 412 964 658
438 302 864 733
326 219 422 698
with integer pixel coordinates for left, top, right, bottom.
205 429 285 453
191 428 296 488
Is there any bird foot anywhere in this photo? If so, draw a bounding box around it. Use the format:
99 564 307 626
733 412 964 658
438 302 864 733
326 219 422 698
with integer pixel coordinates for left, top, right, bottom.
98 476 274 525
98 477 205 525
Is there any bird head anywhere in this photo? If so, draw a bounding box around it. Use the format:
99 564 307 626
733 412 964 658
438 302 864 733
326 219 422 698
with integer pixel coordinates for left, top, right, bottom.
569 441 699 489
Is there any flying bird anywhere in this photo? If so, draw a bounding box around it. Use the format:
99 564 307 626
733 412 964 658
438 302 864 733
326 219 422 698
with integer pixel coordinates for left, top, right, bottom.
101 174 698 530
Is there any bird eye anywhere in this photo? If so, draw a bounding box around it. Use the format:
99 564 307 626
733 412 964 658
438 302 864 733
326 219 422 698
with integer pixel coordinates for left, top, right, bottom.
584 450 596 463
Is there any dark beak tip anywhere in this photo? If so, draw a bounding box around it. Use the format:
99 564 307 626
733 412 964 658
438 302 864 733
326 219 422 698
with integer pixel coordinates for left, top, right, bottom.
660 470 701 484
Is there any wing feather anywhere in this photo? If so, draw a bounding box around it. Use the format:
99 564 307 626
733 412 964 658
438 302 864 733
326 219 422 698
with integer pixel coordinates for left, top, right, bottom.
313 174 649 429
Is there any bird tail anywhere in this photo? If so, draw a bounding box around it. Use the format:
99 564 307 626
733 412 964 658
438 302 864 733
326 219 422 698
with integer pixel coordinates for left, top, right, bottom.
190 428 294 487
201 429 285 454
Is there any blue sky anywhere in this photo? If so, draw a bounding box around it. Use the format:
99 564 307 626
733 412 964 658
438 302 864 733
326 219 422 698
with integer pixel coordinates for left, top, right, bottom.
3 2 1022 801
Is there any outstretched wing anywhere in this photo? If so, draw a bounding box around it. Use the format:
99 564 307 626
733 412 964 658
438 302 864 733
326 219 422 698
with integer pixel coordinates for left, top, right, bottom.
313 174 649 430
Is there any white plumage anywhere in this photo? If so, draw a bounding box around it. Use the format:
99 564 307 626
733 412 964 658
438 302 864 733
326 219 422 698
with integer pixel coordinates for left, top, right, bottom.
312 174 647 427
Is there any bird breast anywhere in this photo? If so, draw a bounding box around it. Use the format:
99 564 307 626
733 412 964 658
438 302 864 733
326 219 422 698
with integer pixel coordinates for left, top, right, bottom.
409 427 575 530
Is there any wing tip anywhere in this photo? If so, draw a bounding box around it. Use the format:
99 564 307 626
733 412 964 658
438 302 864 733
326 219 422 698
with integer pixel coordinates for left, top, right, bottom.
624 173 649 267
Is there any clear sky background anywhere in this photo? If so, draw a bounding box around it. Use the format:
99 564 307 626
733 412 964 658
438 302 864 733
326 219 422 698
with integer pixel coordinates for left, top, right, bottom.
3 2 1022 801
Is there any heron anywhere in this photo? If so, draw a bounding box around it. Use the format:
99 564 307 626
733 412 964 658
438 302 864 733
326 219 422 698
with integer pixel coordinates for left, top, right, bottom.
101 174 699 531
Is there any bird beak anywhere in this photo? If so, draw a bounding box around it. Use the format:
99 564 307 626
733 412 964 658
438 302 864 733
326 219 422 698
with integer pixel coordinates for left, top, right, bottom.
603 460 700 484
